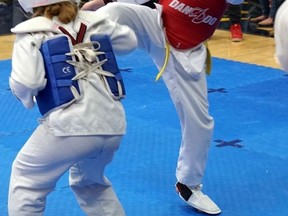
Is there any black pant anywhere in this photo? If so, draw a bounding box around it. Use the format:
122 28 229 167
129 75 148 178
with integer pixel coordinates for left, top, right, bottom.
227 3 242 25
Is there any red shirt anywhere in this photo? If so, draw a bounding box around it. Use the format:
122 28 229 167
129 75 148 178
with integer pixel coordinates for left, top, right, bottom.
160 0 228 49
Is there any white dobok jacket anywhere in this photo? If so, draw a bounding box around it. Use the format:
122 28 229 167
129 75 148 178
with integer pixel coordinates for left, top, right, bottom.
10 10 137 136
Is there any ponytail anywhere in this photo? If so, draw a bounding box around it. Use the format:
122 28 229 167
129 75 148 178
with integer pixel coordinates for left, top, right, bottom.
32 2 78 24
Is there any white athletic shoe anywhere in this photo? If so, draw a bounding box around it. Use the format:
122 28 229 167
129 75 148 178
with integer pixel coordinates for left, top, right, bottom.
176 182 221 215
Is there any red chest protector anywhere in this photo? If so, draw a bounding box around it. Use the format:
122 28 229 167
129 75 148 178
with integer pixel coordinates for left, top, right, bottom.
159 0 228 49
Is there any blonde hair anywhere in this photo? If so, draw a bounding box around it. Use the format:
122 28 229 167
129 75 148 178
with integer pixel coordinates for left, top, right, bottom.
32 2 78 24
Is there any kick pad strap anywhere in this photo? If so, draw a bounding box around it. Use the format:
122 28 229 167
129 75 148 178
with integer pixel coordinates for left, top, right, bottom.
90 34 126 99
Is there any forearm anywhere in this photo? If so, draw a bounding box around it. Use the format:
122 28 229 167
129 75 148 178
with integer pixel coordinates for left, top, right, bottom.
81 0 106 11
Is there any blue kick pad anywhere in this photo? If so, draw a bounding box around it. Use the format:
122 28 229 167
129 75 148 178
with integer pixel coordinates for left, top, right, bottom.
37 35 80 115
0 49 288 216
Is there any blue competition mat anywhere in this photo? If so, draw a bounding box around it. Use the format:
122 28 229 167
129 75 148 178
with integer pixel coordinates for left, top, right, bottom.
0 49 287 216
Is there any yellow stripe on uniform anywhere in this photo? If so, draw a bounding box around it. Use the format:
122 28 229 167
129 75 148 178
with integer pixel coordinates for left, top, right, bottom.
155 42 170 81
155 41 212 81
204 41 212 75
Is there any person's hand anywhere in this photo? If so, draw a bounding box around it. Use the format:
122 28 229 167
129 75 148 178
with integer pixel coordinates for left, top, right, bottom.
81 0 106 11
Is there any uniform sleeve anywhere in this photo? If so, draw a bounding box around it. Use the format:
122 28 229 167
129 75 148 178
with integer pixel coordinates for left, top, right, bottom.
99 18 138 55
96 2 164 51
10 34 47 108
274 1 288 72
9 77 38 109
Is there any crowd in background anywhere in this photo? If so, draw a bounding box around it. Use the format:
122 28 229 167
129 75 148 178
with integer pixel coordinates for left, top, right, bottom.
224 0 286 41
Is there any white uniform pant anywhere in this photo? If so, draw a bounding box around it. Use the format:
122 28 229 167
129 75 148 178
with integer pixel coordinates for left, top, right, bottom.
8 123 125 216
99 3 214 187
161 56 214 187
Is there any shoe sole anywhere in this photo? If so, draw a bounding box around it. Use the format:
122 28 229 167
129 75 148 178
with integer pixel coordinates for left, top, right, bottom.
249 16 267 23
177 192 222 215
258 24 273 27
231 38 243 42
250 19 265 23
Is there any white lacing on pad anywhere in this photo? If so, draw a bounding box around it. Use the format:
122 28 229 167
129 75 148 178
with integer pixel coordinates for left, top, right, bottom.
66 42 121 100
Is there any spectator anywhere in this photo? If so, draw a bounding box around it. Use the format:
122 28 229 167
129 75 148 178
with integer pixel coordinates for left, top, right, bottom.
227 3 243 41
250 0 285 27
12 0 28 27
